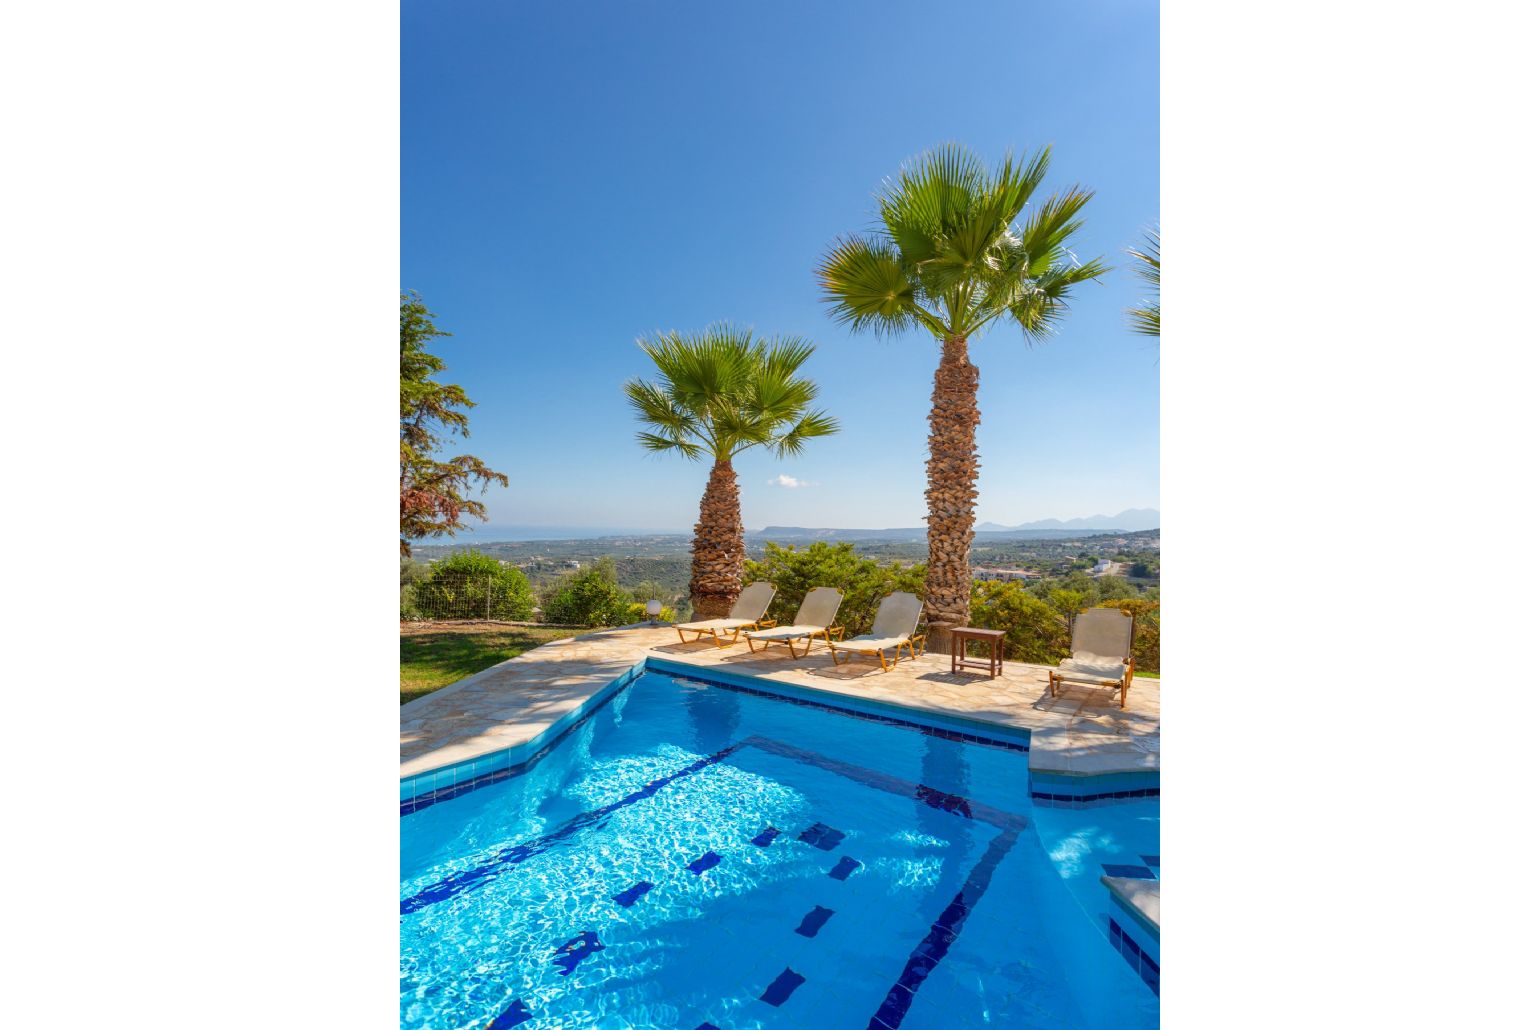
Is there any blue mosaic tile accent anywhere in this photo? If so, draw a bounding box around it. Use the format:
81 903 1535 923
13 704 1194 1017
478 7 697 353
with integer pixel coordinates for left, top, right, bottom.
660 665 1032 754
794 905 835 938
687 851 722 875
914 784 974 819
865 825 1022 1029
747 734 1027 833
829 856 861 881
400 742 745 914
613 881 653 907
552 931 604 976
1102 863 1156 880
404 733 1028 918
692 1024 720 1030
1141 854 1159 867
1029 786 1160 808
1108 917 1159 995
797 822 846 851
750 825 780 847
759 967 806 1006
485 996 533 1028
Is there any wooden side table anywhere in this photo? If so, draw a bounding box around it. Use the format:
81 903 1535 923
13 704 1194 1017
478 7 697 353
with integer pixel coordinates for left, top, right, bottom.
950 627 1005 678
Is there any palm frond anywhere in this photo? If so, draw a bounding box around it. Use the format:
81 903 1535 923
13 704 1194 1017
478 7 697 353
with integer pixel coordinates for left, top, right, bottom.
816 235 924 336
1125 226 1160 338
827 143 1105 346
1006 255 1111 341
626 324 839 463
771 410 841 458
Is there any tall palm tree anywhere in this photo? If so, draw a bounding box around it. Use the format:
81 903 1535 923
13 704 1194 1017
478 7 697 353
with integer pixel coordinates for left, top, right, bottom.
818 144 1105 649
624 325 838 618
1126 226 1160 338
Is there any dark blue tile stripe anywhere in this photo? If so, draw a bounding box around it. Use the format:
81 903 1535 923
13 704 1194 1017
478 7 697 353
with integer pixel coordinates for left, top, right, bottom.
750 826 780 847
1141 854 1160 867
687 851 722 874
485 997 533 1028
1030 787 1160 808
1109 917 1160 995
797 821 846 850
866 826 1023 1029
760 967 807 1006
552 931 604 976
613 881 653 907
399 742 745 915
1102 863 1156 880
663 667 1032 754
745 734 1028 832
829 856 861 880
795 905 835 938
403 732 1034 917
914 784 973 819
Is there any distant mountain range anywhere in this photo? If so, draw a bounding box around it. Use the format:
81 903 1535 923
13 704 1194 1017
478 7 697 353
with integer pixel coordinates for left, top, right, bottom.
974 508 1160 533
754 509 1158 543
427 509 1158 546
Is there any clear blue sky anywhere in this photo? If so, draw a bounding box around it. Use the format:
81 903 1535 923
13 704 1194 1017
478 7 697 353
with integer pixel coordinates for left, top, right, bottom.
403 0 1158 534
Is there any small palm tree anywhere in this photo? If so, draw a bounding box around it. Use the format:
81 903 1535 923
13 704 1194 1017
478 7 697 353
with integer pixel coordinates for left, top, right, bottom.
818 144 1105 648
625 325 838 618
1126 226 1159 338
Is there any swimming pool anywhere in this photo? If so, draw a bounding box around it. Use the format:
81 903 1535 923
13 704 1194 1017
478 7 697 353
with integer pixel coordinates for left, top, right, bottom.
401 668 1159 1029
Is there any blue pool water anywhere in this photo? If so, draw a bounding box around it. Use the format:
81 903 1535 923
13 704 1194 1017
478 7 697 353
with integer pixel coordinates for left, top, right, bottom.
401 671 1159 1029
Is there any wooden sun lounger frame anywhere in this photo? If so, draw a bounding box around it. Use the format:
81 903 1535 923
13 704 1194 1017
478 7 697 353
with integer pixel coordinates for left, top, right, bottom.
1048 610 1137 708
675 618 778 649
826 627 927 672
746 624 846 659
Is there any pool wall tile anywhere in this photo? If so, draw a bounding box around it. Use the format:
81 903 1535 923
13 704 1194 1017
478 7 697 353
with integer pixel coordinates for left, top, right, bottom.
647 657 1032 753
400 659 647 811
1108 916 1159 996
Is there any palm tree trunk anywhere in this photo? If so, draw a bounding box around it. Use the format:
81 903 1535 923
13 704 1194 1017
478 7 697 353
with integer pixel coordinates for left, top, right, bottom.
689 458 745 619
923 335 980 652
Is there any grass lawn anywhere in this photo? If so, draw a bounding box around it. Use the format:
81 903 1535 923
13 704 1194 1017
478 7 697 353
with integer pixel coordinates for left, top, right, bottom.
400 623 585 705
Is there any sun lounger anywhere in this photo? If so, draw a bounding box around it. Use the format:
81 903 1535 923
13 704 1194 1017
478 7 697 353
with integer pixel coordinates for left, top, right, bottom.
674 582 777 647
827 591 924 671
1049 607 1137 708
745 587 845 657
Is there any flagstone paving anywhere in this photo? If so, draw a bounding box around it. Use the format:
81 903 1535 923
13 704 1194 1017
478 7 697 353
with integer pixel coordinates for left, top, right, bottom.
400 623 1159 779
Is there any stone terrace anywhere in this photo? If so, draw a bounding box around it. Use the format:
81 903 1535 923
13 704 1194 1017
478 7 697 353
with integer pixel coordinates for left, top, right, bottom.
400 624 1159 780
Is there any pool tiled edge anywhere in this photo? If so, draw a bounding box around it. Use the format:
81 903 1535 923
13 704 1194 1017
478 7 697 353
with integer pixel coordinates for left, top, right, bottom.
401 624 1159 795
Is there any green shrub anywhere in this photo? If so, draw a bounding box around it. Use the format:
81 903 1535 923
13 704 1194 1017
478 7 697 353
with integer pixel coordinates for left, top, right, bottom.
542 557 633 627
743 541 926 637
970 581 1069 664
413 551 535 620
971 580 1159 673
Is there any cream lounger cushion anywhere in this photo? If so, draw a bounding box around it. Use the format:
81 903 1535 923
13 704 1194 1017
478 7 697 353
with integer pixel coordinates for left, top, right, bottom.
746 587 844 640
677 617 757 632
748 624 827 640
1055 653 1129 681
829 634 912 652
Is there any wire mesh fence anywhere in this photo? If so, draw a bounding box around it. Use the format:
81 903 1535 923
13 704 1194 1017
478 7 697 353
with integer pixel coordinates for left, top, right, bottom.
400 575 538 622
400 576 681 625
